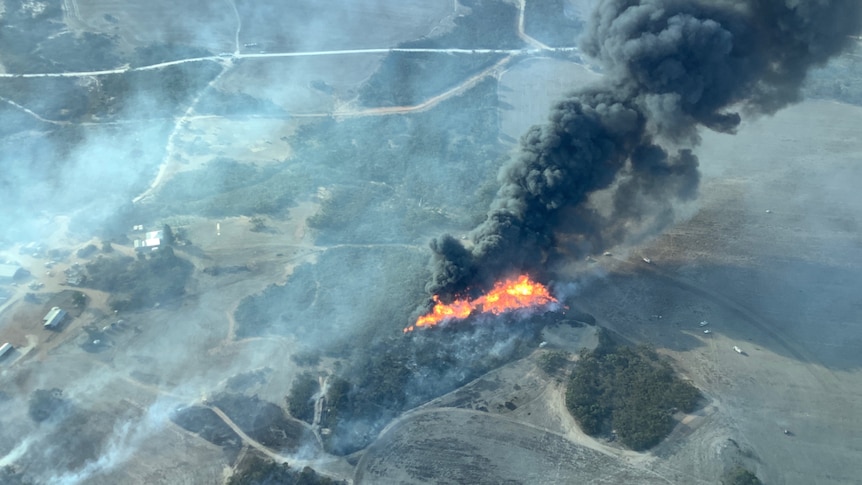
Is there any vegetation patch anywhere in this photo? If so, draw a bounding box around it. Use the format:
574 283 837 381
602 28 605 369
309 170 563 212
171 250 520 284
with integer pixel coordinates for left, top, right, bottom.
211 393 311 452
83 245 193 311
27 388 68 423
234 246 428 344
170 405 243 448
537 350 570 375
565 340 702 450
150 158 297 218
286 372 320 424
722 466 763 485
227 452 345 485
321 315 544 454
297 78 502 240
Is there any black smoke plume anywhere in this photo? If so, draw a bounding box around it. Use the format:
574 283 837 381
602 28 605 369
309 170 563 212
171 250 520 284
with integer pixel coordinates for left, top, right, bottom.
427 0 861 300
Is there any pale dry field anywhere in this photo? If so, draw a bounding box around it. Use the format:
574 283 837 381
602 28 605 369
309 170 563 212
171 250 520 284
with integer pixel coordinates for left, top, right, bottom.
68 0 237 52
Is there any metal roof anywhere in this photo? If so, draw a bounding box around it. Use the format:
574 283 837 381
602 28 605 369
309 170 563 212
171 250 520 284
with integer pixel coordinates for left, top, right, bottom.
0 264 22 279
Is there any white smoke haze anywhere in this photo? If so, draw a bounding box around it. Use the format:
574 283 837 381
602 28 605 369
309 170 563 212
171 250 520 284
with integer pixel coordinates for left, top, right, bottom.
0 0 860 483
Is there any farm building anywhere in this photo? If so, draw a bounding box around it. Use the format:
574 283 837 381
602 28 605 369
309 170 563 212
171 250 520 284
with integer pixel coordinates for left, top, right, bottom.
43 306 67 330
134 230 163 251
0 342 13 360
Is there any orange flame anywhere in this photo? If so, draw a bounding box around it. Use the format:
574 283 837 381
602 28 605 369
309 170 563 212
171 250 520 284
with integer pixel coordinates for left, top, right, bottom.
405 275 557 332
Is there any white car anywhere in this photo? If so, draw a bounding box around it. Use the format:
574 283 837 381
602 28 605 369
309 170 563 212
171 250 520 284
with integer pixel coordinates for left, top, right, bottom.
699 321 709 327
733 346 743 354
642 257 651 264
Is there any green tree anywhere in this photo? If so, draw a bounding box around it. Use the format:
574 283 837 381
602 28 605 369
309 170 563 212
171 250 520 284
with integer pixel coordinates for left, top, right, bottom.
249 216 267 232
162 224 175 246
286 372 319 424
28 388 66 422
565 345 702 450
723 467 763 485
538 350 569 374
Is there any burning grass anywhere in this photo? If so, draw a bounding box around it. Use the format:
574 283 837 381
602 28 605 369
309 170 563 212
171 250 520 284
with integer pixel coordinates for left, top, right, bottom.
405 275 558 332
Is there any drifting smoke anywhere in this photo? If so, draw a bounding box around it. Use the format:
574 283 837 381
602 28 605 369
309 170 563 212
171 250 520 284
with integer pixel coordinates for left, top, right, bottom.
427 0 862 300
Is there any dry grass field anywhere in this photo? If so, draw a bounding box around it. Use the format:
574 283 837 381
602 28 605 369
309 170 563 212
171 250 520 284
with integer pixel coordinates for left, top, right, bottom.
233 0 455 52
69 0 237 52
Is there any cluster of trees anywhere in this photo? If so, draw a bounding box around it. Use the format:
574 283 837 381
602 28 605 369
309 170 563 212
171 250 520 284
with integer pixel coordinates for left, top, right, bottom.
286 372 320 424
0 0 75 73
83 243 193 311
170 406 242 448
211 393 310 451
723 467 763 485
565 340 702 450
537 350 570 375
310 317 542 454
227 454 344 485
300 78 502 243
27 388 67 422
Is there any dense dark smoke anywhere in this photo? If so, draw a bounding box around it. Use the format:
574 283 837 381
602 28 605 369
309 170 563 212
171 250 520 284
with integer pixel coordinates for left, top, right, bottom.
427 0 862 300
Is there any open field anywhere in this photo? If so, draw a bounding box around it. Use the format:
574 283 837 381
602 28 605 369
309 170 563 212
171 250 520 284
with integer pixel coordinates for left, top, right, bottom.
565 100 862 484
68 0 237 52
355 408 668 484
234 0 456 52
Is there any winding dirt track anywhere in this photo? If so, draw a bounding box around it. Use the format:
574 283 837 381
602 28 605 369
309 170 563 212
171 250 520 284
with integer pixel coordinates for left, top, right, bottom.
208 405 355 484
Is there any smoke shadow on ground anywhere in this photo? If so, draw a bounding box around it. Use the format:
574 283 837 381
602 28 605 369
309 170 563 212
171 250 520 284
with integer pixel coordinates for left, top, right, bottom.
574 257 862 372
